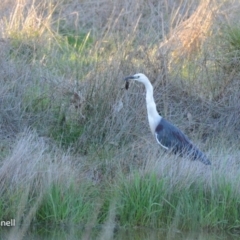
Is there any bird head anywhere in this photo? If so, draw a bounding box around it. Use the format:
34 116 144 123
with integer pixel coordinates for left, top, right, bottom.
124 73 148 90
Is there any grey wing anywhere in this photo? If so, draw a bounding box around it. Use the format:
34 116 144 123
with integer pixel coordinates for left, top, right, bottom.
155 118 211 165
155 118 193 153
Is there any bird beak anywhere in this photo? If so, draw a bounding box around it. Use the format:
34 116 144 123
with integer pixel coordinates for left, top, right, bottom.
124 75 136 81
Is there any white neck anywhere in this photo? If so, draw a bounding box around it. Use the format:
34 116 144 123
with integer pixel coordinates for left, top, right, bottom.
142 80 162 135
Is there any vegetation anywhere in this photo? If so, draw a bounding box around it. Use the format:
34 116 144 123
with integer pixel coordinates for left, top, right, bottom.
0 0 240 239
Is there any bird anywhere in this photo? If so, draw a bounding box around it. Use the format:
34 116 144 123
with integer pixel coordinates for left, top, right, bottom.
124 73 211 165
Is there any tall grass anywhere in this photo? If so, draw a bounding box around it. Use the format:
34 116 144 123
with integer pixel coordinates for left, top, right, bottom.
0 0 240 238
117 170 240 230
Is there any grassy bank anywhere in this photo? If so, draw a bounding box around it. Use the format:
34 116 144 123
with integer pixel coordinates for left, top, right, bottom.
0 0 240 238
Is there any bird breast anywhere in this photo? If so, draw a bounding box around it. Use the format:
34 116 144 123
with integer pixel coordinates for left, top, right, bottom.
148 115 161 135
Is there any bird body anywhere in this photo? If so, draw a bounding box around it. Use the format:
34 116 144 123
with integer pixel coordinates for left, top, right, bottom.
124 73 211 165
155 118 211 165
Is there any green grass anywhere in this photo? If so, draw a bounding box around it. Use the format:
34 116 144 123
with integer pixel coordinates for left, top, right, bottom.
226 26 240 51
117 173 166 227
46 30 96 79
18 170 240 231
36 183 97 224
49 109 85 149
116 172 240 230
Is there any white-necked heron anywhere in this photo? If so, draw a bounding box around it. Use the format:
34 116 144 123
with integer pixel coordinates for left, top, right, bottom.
124 73 211 165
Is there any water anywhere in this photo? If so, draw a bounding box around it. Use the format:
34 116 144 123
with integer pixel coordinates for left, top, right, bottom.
1 226 240 240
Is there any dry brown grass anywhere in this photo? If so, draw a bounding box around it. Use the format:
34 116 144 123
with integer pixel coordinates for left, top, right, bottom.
0 0 238 165
161 0 217 61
